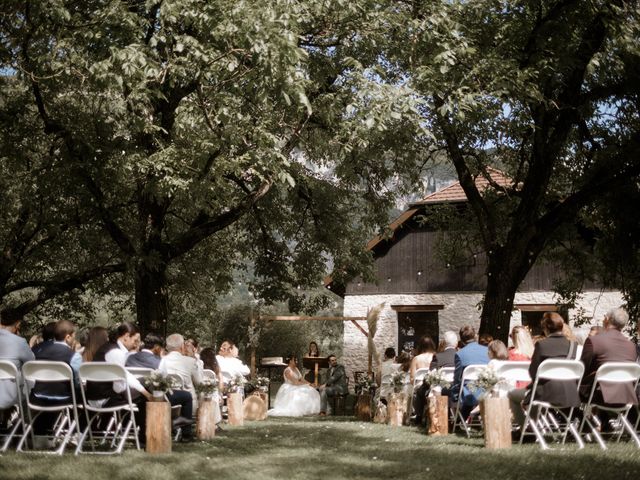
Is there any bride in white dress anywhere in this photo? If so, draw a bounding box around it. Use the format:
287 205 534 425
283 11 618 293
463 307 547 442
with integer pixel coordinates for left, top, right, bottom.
268 355 321 417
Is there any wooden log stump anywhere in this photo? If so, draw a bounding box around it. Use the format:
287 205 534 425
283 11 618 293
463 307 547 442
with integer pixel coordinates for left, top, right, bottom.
387 393 405 427
481 396 511 449
146 400 171 454
227 392 244 426
427 393 449 436
196 398 216 440
355 393 372 421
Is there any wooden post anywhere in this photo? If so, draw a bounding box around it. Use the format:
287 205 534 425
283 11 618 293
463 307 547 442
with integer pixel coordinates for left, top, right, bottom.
227 392 244 426
355 393 372 421
387 393 405 427
196 398 216 440
482 397 511 449
146 401 171 454
427 393 449 435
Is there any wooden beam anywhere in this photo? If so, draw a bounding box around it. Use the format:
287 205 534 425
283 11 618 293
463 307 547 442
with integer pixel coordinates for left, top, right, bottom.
350 320 369 338
514 304 559 312
260 315 367 321
390 305 444 312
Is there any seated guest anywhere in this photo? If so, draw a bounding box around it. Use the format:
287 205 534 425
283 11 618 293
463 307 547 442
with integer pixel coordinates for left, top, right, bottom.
430 331 458 369
216 339 250 382
127 333 194 437
82 326 109 363
478 333 493 346
449 325 489 420
508 325 534 361
410 336 436 425
31 322 57 356
376 347 400 403
508 312 581 430
30 320 82 435
487 339 508 367
160 333 203 413
0 315 35 425
319 354 348 415
199 347 223 426
88 322 152 444
580 307 637 428
126 333 164 368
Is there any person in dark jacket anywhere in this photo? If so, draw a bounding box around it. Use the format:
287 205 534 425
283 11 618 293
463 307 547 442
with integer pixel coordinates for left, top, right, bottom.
508 312 579 428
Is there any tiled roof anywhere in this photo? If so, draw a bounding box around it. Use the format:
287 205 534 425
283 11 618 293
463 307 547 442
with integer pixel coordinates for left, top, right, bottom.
414 167 512 204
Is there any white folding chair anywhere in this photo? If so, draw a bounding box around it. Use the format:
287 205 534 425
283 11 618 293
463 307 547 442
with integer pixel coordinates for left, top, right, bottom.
17 361 80 455
126 367 154 380
451 364 486 437
520 359 584 450
0 360 25 452
75 362 140 455
495 361 531 391
202 369 217 381
441 367 455 384
578 362 640 450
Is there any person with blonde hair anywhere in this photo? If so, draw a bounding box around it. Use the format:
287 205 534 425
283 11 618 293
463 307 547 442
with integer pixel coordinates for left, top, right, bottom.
508 325 534 361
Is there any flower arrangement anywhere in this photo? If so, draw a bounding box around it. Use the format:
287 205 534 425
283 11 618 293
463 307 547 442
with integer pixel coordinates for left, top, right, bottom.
391 371 407 394
195 378 218 398
468 366 503 398
143 370 174 395
424 368 452 390
227 374 247 393
355 376 378 395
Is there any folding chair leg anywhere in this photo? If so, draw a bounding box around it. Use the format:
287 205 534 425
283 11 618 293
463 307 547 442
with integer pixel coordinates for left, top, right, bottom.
567 421 584 449
620 415 640 448
1 418 22 452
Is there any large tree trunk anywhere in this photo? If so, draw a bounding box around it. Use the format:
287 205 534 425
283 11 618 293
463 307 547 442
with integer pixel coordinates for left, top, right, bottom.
135 262 169 335
479 266 518 344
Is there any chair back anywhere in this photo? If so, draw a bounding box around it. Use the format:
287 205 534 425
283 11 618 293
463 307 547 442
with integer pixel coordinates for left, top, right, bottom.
167 373 186 389
22 360 74 383
126 367 154 380
460 364 487 383
202 369 217 381
441 367 455 383
496 361 531 383
594 362 640 384
0 360 20 382
79 362 127 383
535 359 584 382
0 360 22 406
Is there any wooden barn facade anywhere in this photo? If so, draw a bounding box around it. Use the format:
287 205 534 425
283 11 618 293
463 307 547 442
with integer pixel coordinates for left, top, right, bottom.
328 170 623 377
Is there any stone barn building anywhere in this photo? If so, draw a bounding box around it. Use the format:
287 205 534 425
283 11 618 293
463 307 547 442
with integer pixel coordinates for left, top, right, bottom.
326 170 623 379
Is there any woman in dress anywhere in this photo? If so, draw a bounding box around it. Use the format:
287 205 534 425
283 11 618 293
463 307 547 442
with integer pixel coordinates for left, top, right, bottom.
268 354 321 417
304 341 320 382
508 325 534 361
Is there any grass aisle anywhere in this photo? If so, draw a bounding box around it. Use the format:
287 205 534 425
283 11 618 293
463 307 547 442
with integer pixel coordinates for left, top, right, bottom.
1 417 639 480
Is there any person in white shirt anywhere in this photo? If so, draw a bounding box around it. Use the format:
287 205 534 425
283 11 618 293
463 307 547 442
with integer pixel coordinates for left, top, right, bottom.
159 334 202 412
216 339 250 384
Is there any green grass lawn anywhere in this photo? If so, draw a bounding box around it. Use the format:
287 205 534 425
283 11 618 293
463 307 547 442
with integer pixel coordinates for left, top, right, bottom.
1 417 639 480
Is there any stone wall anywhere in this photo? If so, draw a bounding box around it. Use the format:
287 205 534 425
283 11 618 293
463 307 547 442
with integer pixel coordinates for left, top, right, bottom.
341 290 624 382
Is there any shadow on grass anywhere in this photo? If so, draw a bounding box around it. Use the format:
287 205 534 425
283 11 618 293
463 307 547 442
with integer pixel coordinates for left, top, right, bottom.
1 417 639 480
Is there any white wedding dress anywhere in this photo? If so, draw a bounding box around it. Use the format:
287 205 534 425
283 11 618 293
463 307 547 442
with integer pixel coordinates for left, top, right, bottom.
268 367 321 417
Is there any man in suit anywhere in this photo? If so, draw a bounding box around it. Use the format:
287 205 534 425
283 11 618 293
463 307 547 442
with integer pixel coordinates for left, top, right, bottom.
125 333 194 436
319 354 348 415
509 312 581 429
126 333 164 369
580 308 637 410
431 331 458 369
0 315 35 428
30 320 83 435
31 322 56 357
449 325 489 419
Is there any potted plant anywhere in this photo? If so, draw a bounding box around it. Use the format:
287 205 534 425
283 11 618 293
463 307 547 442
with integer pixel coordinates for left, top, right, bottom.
424 368 452 395
143 371 174 401
195 378 218 401
388 371 407 426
